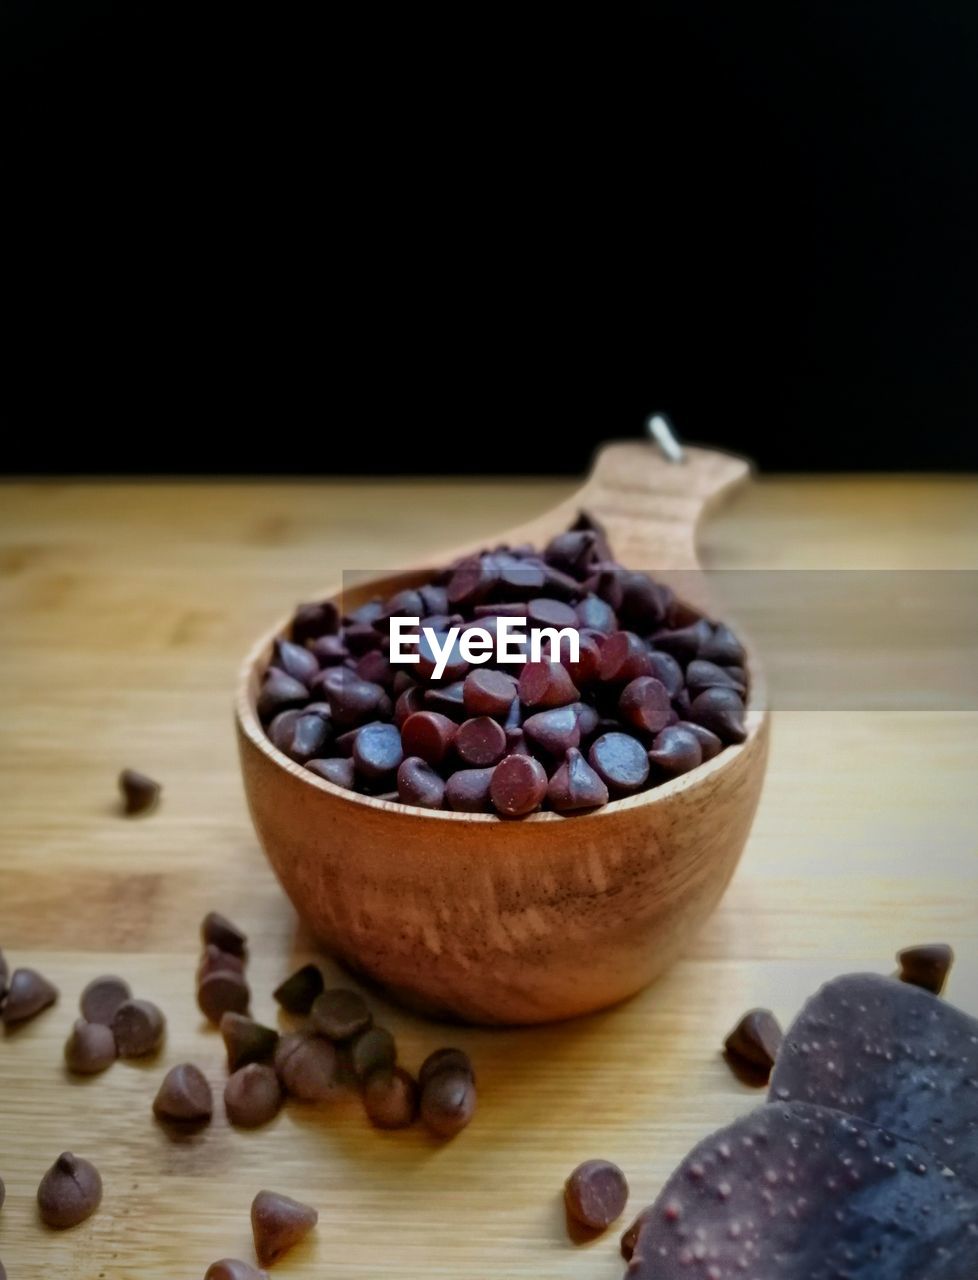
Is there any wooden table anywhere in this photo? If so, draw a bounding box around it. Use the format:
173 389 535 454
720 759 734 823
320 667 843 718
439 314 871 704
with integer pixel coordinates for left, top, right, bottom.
1 473 976 1279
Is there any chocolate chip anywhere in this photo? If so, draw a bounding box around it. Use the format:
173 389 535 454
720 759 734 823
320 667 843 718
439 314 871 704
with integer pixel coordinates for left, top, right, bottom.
618 676 672 735
225 1064 283 1128
396 756 446 809
420 1069 477 1138
455 716 507 767
561 631 603 687
547 747 610 812
257 669 310 721
351 721 404 781
350 1026 397 1080
251 1190 318 1267
418 1047 475 1091
205 1261 269 1280
274 1034 340 1102
363 1067 419 1130
37 1152 102 1228
273 638 320 686
198 970 250 1026
599 631 654 684
652 618 712 662
423 680 467 719
724 1008 783 1083
576 592 617 634
416 630 469 683
690 686 747 744
291 600 339 644
897 943 954 995
79 974 131 1026
113 998 166 1058
462 669 517 719
527 597 578 630
646 650 684 697
676 720 723 761
305 756 355 789
400 711 457 765
1 968 58 1025
393 685 427 726
588 732 650 796
310 988 372 1041
522 705 581 757
220 1013 279 1072
64 1019 117 1075
490 754 548 817
621 1208 654 1260
698 621 746 666
648 725 704 777
273 964 324 1016
444 767 494 813
308 634 348 665
517 660 579 710
686 658 747 697
564 1159 629 1231
118 768 161 816
153 1063 213 1124
278 712 332 763
197 945 245 984
201 912 248 958
322 671 388 727
544 529 599 577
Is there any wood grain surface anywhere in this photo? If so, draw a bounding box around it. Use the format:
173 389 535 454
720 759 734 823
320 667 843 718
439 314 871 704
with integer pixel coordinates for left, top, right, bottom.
0 470 976 1279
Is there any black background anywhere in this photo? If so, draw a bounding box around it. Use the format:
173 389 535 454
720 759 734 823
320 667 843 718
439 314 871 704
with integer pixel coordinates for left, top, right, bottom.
2 3 976 475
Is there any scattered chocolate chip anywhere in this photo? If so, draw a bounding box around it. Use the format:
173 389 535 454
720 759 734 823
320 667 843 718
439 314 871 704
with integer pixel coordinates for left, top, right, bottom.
363 1067 419 1130
225 1065 283 1129
112 998 165 1058
153 1063 213 1124
897 943 954 995
417 1047 474 1091
396 756 446 809
420 1069 477 1138
350 1026 397 1080
79 975 131 1026
564 1159 629 1232
621 1207 654 1260
588 732 650 796
205 1260 269 1280
490 754 548 817
311 988 372 1041
220 1012 279 1073
1 968 59 1026
251 1190 318 1267
273 964 324 1016
197 944 245 984
201 912 247 958
274 1034 340 1102
37 1153 102 1229
64 1019 117 1075
198 971 251 1026
547 747 610 812
724 1008 783 1083
118 768 161 816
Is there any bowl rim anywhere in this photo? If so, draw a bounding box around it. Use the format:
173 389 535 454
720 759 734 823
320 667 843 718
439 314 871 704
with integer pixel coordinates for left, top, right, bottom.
236 595 767 826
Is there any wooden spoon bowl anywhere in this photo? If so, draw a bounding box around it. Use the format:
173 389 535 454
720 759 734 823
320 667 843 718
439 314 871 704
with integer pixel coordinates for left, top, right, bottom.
236 444 770 1025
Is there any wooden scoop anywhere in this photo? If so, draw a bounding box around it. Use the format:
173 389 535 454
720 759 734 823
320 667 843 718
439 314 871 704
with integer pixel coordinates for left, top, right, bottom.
236 443 770 1025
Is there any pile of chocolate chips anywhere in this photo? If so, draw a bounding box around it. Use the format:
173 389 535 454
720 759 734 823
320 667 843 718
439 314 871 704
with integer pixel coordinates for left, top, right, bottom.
259 512 749 816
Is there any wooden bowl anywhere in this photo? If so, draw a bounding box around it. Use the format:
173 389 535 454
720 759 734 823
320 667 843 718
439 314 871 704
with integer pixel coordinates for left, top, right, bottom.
236 443 770 1025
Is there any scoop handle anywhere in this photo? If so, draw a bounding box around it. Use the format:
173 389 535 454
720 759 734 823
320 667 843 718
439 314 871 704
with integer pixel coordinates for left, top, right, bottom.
510 441 752 573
